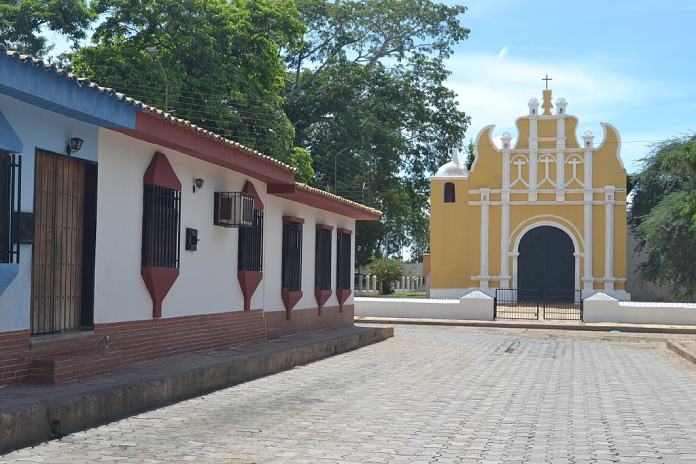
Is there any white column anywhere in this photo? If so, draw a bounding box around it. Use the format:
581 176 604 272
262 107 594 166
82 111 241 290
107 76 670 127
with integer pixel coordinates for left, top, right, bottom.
480 189 490 289
582 132 595 294
556 115 566 201
500 192 510 288
604 186 615 292
556 151 565 201
511 252 520 288
529 116 538 202
500 139 511 288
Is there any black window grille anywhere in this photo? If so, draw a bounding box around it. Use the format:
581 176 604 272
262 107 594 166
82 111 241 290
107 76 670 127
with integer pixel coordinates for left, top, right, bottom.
336 231 352 290
238 210 264 271
315 228 332 291
142 184 181 268
281 221 302 292
444 182 456 203
0 152 20 264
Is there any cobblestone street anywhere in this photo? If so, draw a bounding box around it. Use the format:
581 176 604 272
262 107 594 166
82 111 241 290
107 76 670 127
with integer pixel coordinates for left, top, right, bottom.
5 325 696 463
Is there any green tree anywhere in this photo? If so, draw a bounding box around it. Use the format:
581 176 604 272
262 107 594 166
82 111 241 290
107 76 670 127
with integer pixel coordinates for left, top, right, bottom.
0 0 93 57
630 134 696 301
70 0 307 166
465 138 475 170
369 257 404 295
283 0 470 265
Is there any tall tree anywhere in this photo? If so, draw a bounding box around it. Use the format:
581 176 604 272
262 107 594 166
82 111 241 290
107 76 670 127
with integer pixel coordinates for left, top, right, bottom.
630 134 696 301
0 0 93 57
284 0 470 264
70 0 309 172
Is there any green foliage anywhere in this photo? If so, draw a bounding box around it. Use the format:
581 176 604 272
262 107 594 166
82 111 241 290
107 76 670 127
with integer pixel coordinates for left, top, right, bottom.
7 0 471 267
286 146 315 184
0 0 94 57
284 0 470 264
70 0 305 159
368 257 404 294
630 134 696 301
465 138 475 170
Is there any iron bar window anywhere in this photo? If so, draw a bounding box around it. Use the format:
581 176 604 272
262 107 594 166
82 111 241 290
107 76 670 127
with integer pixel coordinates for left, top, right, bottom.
281 221 302 292
142 184 181 268
0 152 21 264
238 210 264 271
315 227 332 291
336 231 352 290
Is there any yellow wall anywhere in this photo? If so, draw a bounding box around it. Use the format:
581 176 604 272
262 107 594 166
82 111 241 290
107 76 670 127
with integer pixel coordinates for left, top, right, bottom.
430 90 628 297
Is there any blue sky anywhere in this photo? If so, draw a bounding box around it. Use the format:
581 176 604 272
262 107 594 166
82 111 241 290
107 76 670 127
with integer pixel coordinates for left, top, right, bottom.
444 0 696 172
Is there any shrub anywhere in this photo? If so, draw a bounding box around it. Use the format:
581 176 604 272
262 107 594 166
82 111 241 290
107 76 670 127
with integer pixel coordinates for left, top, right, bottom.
369 258 404 295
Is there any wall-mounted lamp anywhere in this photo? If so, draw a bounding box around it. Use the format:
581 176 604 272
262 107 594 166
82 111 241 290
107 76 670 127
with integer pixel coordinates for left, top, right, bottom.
193 177 205 193
66 137 84 156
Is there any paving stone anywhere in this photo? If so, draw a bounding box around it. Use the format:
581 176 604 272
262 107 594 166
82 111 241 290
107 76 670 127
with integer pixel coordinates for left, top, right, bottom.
2 326 696 463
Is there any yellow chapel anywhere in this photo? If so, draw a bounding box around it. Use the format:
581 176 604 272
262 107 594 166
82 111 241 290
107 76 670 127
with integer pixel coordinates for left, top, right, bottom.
429 87 630 301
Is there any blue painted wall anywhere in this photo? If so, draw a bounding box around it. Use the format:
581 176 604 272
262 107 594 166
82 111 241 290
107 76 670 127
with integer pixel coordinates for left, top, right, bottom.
0 50 136 130
0 93 103 332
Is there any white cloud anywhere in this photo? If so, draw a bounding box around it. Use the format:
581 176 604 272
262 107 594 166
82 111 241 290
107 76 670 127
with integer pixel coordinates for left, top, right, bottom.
442 53 695 171
498 46 509 59
446 54 659 150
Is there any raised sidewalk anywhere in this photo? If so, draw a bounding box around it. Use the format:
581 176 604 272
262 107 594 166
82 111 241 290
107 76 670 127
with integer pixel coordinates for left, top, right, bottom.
0 325 392 454
356 316 696 334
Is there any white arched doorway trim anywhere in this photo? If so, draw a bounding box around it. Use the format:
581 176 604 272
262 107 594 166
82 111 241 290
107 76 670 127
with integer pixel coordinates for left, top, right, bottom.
509 216 583 290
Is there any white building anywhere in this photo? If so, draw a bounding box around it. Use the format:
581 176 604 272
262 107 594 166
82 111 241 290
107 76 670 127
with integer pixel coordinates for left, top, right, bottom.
0 47 380 385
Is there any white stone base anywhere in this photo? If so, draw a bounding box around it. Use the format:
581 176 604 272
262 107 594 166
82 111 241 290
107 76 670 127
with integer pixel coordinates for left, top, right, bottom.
430 287 496 299
355 293 494 321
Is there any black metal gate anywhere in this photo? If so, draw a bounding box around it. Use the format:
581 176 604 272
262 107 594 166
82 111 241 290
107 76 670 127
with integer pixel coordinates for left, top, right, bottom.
494 289 583 321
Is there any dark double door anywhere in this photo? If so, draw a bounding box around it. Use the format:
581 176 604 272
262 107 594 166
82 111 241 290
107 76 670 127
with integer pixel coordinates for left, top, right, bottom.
31 150 97 335
517 226 575 302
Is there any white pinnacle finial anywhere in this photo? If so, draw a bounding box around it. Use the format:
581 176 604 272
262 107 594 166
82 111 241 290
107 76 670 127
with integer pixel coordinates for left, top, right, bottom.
528 97 539 115
451 147 461 165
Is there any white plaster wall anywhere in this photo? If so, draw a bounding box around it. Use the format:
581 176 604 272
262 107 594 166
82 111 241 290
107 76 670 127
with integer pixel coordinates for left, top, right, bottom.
583 293 696 325
94 129 267 323
430 287 495 298
354 297 494 320
263 195 355 312
0 94 99 332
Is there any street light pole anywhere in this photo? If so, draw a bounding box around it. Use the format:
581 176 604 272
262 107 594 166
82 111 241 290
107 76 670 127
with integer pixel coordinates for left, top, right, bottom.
146 47 168 112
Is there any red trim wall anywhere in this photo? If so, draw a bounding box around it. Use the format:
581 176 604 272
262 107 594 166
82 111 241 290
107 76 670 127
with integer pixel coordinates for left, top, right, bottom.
265 305 354 339
0 311 266 385
282 215 305 224
121 113 295 186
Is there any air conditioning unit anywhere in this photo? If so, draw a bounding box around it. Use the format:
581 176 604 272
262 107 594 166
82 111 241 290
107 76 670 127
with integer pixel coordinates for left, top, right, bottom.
214 192 254 227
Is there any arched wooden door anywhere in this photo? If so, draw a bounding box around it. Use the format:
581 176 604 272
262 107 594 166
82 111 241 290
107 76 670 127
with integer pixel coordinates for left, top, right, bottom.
517 226 574 301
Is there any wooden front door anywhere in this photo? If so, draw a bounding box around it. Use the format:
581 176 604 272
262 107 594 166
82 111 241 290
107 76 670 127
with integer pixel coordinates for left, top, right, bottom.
31 151 97 335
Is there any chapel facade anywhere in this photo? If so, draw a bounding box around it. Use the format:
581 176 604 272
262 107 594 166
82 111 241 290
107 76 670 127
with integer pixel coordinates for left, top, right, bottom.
429 88 629 300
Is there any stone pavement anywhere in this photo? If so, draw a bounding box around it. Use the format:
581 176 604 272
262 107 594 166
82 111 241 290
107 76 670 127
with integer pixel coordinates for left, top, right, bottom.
4 325 696 463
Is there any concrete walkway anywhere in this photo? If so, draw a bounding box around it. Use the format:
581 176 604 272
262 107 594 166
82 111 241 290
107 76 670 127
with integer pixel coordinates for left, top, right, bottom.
0 325 392 454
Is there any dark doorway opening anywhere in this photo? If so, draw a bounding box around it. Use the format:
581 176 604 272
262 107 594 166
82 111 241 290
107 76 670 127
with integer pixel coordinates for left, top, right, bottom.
517 225 575 302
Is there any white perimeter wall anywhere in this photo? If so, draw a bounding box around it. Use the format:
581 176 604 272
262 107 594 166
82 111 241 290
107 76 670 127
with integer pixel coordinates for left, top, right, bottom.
584 294 696 325
95 129 355 323
0 94 99 332
355 296 494 321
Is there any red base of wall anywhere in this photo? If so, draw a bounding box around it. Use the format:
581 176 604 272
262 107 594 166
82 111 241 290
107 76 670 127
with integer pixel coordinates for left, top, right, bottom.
0 310 266 386
265 305 354 339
